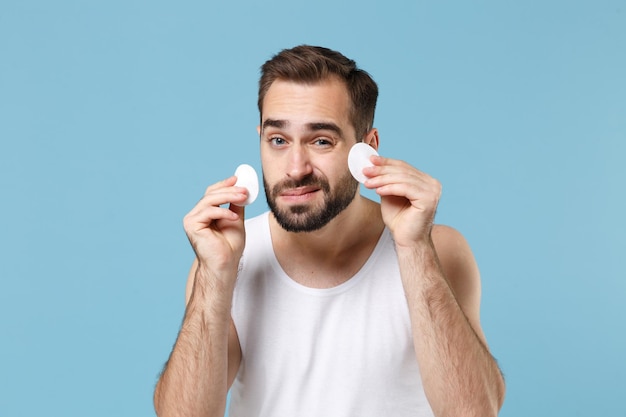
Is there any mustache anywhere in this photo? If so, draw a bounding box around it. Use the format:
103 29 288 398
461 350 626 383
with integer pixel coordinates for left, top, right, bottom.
269 174 330 195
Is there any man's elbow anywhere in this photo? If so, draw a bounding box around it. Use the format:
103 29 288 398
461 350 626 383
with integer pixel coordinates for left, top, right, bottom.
491 371 506 415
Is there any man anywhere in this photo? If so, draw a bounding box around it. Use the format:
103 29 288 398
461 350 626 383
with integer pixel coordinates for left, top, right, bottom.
154 45 505 417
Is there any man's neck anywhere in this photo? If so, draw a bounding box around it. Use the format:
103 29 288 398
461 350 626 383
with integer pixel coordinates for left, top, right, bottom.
268 196 385 288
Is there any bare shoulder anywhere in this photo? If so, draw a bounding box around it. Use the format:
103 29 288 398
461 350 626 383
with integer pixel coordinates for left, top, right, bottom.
432 223 468 246
431 224 478 276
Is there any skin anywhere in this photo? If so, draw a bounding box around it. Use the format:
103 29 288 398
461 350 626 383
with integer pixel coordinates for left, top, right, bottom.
154 77 505 417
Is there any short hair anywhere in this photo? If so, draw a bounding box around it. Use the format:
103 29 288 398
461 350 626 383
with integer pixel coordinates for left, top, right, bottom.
258 45 378 140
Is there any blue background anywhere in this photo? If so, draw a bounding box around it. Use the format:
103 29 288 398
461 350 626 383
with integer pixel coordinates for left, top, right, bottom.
1 1 624 416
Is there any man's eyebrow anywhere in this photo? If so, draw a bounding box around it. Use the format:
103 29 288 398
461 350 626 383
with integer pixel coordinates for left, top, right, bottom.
261 119 343 136
262 119 287 131
307 122 343 136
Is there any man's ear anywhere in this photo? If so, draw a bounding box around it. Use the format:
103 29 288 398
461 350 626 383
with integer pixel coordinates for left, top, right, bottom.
363 128 379 151
256 125 261 136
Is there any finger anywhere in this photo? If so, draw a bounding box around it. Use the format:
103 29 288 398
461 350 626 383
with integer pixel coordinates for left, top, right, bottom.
369 155 415 170
364 157 418 180
364 157 435 186
362 162 441 201
374 178 442 208
184 205 239 230
191 188 249 214
228 202 245 219
204 175 238 195
363 168 421 190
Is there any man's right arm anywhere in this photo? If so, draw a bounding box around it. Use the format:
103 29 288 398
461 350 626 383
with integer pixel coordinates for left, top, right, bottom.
153 177 248 417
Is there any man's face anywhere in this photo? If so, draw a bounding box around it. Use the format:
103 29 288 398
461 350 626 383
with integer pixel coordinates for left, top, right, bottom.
259 77 360 233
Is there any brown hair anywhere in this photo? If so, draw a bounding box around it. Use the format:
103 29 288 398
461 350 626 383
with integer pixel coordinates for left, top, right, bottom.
258 45 378 140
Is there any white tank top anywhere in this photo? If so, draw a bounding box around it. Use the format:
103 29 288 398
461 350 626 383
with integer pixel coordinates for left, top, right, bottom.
229 212 434 417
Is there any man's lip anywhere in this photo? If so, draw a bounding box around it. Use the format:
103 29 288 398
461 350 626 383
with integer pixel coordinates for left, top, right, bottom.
279 186 320 197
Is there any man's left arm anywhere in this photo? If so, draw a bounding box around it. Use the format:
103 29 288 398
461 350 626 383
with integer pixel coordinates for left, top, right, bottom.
396 225 505 417
364 156 505 417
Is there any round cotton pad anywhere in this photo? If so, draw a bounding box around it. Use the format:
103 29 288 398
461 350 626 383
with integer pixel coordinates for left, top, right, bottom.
348 142 379 183
233 164 259 206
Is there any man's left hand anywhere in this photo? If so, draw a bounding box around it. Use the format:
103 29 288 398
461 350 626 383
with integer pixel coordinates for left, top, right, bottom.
363 155 442 248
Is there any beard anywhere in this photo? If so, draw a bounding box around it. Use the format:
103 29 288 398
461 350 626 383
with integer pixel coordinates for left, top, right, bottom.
264 170 359 233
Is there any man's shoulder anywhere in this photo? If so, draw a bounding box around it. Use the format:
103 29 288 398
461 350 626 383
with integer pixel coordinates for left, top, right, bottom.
431 224 468 247
431 223 480 287
431 224 477 270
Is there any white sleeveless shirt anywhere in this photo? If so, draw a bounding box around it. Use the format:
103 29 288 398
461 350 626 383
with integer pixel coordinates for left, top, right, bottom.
229 212 434 417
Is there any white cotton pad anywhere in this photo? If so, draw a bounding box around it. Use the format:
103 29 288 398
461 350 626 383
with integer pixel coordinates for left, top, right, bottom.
348 142 379 183
233 164 259 206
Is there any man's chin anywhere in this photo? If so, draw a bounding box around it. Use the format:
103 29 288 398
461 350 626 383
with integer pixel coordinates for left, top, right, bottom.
285 204 311 215
271 208 329 233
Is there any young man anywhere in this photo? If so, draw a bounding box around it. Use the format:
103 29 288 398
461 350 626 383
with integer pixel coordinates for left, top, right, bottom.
154 45 505 417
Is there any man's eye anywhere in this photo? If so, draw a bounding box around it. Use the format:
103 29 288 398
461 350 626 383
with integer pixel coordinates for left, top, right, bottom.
270 137 286 146
313 138 332 146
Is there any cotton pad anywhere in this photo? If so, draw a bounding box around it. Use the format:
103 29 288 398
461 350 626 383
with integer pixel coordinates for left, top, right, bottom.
233 164 259 206
348 142 379 183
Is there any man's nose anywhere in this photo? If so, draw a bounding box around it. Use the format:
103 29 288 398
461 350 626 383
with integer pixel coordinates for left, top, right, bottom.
286 145 313 180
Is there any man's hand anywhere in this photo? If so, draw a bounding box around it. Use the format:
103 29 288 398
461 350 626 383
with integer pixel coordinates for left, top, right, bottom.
183 176 249 276
363 156 441 247
155 175 247 417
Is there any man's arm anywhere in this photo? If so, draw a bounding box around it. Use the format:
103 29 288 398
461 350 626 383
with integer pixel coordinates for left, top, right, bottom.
364 156 505 417
153 177 247 417
397 226 505 417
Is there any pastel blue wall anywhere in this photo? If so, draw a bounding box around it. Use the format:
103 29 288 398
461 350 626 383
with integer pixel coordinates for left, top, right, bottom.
1 1 624 416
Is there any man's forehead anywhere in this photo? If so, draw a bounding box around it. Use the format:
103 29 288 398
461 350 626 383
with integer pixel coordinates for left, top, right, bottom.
263 78 349 103
262 80 350 116
259 77 355 138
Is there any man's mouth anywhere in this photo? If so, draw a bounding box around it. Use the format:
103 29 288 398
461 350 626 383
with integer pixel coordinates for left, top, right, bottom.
279 186 320 197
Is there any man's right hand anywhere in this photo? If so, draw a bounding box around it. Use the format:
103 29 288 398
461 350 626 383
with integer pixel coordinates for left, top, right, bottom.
183 176 249 279
154 175 246 417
